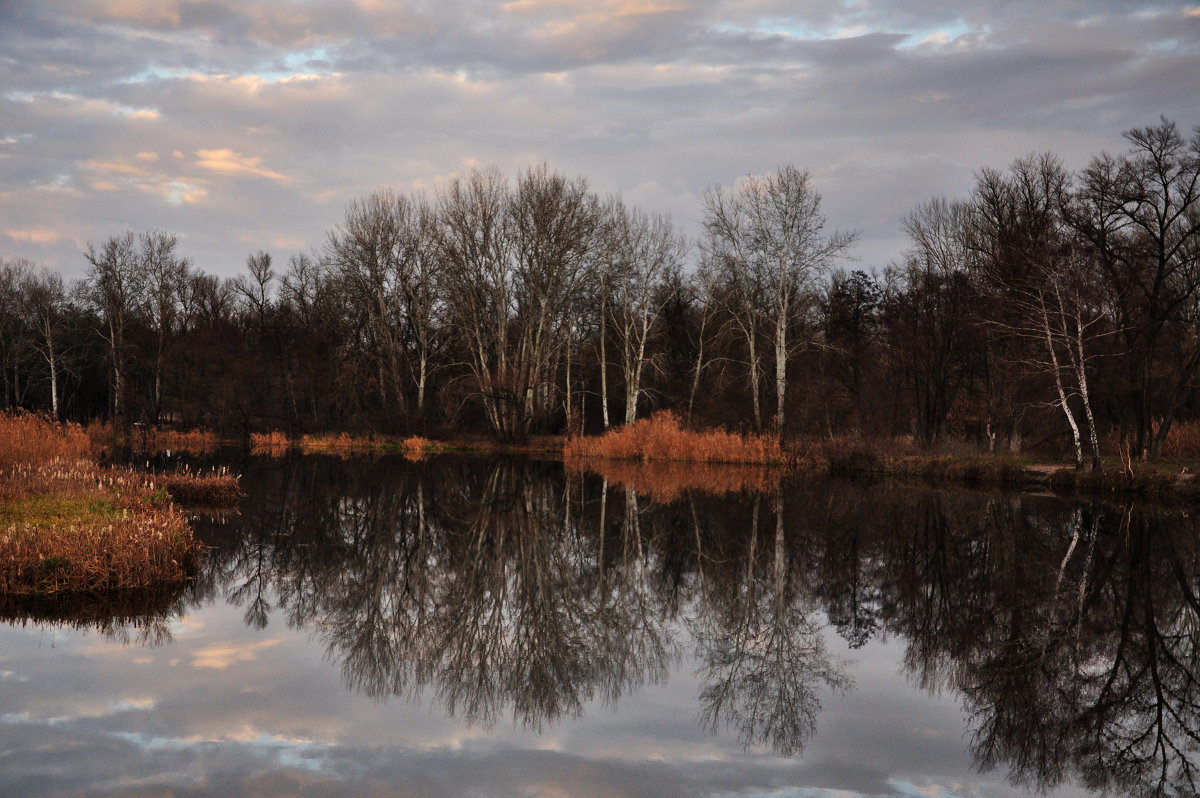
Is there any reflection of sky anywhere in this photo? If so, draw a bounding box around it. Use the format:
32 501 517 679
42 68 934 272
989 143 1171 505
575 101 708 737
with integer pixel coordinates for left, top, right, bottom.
0 589 1093 797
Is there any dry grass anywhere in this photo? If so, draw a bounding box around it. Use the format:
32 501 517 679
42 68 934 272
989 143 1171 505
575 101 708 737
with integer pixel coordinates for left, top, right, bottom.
300 432 370 456
86 420 218 456
1159 421 1200 459
572 459 782 502
250 430 292 456
0 413 211 595
0 412 89 472
156 467 240 508
564 411 783 465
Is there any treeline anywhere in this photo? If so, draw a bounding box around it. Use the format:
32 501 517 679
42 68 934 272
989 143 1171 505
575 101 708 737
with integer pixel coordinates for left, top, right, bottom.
1 117 1198 461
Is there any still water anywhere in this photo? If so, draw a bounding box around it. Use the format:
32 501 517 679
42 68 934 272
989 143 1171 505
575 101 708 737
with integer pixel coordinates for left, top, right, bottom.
2 454 1198 797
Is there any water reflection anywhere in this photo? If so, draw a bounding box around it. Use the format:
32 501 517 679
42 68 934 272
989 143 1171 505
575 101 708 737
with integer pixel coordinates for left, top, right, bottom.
0 586 187 647
12 454 1200 795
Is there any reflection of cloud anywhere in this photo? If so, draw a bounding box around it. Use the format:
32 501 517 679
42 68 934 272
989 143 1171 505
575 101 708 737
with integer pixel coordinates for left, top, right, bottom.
191 638 283 669
194 149 292 183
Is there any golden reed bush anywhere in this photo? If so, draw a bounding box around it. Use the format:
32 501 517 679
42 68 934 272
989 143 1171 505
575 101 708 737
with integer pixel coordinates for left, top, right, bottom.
1159 420 1200 459
300 432 361 456
401 436 434 460
86 420 217 456
250 430 291 456
564 411 783 465
0 412 89 473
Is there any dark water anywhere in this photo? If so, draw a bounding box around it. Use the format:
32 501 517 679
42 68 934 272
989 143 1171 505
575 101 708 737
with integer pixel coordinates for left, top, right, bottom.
3 455 1199 797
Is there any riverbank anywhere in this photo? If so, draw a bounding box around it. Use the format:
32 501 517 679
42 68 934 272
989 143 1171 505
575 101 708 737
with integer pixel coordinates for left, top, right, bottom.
130 416 1200 500
0 414 237 596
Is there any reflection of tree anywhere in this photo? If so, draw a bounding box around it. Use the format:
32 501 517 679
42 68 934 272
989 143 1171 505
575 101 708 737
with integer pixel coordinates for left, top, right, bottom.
0 586 187 647
696 493 851 755
857 494 1200 797
190 454 1200 790
966 507 1200 797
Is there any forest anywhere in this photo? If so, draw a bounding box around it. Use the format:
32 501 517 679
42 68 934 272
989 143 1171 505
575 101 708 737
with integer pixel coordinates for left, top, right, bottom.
1 116 1198 464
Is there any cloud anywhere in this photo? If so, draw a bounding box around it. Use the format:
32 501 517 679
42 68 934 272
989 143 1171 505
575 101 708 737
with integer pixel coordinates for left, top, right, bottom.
0 1 1196 276
5 228 65 244
193 149 293 184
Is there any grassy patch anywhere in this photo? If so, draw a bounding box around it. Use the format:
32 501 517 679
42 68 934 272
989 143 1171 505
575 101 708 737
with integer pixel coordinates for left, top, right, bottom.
0 412 225 596
0 494 120 537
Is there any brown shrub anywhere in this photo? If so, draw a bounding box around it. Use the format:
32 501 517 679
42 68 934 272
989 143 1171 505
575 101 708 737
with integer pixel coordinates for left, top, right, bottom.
564 411 782 465
250 430 291 456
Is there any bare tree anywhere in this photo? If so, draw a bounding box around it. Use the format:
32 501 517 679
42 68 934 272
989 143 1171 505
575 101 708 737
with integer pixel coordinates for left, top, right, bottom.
83 231 144 421
141 230 190 424
327 190 443 422
1072 117 1200 459
438 166 599 440
19 268 71 419
972 155 1106 469
598 198 687 425
704 165 855 434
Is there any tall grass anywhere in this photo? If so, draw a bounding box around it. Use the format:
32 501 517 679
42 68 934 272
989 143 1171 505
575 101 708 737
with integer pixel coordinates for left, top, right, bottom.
1160 421 1200 459
86 420 218 456
564 411 783 465
250 430 291 456
0 412 89 472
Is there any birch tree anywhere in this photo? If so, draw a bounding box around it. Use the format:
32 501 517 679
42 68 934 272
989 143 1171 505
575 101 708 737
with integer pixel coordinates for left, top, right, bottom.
599 198 687 425
703 166 855 433
19 268 70 419
83 231 144 421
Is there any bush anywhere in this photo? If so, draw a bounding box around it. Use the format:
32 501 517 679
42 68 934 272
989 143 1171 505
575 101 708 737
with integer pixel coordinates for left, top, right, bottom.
564 411 782 465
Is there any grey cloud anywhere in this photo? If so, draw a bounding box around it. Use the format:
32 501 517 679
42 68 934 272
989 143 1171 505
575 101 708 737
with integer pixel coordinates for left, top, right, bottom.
0 1 1197 276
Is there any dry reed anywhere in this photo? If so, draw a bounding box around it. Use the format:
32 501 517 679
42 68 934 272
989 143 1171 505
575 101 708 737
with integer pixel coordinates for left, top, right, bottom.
86 420 218 455
0 412 89 472
564 411 783 465
1 413 209 595
250 430 292 456
300 432 365 456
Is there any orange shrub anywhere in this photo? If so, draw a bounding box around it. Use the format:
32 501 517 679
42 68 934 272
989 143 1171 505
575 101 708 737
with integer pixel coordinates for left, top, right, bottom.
301 432 358 456
401 436 433 460
250 430 291 456
564 411 782 465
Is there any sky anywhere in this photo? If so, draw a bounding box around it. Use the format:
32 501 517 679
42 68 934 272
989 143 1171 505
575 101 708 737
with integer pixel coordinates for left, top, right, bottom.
1 0 1199 281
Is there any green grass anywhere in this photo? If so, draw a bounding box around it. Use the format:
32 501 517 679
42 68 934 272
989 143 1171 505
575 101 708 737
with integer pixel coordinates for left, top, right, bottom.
0 494 121 538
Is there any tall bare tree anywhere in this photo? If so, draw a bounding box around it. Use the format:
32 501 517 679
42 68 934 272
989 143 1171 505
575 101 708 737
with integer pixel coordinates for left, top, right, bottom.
141 230 190 424
83 231 144 421
599 198 687 425
704 165 855 434
1072 117 1200 459
438 166 599 440
19 268 71 419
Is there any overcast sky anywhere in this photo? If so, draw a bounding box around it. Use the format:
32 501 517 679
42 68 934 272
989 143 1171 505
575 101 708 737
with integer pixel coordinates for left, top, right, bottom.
2 0 1198 280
